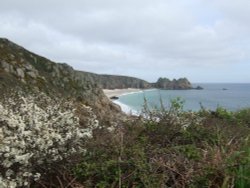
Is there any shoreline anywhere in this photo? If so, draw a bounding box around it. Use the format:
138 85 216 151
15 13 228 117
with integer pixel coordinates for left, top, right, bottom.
103 88 157 115
103 88 144 115
103 88 143 98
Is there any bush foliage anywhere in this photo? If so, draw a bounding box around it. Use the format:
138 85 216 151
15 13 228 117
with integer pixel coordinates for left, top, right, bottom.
75 100 250 188
0 93 99 187
0 95 249 187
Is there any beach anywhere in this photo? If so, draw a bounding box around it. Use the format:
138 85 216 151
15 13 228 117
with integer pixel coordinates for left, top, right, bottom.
103 88 143 98
103 88 143 115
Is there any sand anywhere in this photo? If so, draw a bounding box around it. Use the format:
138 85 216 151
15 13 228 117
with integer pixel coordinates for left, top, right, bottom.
103 88 142 98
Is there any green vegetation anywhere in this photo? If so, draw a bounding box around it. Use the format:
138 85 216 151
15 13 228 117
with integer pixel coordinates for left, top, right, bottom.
1 95 249 187
1 38 250 187
70 100 250 188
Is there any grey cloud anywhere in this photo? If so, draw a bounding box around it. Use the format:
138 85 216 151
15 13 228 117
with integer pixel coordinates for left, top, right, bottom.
0 0 250 82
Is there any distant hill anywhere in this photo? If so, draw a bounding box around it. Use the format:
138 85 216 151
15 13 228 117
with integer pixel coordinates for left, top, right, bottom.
76 71 195 91
79 73 195 90
77 71 151 89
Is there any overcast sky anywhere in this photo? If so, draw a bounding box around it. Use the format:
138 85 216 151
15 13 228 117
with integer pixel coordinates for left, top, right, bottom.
1 0 250 83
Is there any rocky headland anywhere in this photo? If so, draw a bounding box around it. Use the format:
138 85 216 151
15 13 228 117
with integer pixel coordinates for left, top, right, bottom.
0 38 122 122
0 38 201 119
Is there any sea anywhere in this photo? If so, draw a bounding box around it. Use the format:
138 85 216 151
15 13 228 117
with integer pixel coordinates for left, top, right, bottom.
114 83 250 114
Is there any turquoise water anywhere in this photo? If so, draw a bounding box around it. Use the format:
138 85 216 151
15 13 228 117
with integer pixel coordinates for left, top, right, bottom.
116 84 250 113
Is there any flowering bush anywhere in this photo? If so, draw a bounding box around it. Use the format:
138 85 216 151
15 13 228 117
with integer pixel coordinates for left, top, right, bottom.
0 93 99 187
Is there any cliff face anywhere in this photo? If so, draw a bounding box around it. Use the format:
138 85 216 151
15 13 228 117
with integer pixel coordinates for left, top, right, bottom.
74 72 193 90
0 38 121 120
153 77 193 90
77 71 151 89
0 38 195 108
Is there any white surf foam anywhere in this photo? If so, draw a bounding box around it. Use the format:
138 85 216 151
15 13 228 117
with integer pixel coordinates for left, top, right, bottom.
113 100 140 116
119 89 158 97
119 90 144 97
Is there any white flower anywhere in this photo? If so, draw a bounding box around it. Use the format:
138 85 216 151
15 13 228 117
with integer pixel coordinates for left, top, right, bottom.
2 159 13 168
15 153 33 164
107 126 115 132
9 181 17 188
24 181 29 186
34 173 41 181
0 93 100 185
5 169 14 177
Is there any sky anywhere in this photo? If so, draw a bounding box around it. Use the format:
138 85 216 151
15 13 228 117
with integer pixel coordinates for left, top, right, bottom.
1 0 250 83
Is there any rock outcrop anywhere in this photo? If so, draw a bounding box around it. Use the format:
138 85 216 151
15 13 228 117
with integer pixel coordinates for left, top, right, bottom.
195 86 204 90
153 77 193 90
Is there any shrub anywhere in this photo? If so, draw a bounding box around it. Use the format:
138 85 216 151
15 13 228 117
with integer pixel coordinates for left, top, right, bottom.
74 98 250 187
0 93 99 187
235 108 250 126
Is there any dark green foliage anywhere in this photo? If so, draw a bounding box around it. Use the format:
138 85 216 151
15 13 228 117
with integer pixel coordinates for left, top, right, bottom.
73 100 250 187
235 108 250 126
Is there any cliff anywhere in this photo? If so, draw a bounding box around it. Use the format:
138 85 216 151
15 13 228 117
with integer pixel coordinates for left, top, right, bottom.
0 38 198 109
74 71 194 90
0 38 121 121
77 71 151 89
153 77 193 90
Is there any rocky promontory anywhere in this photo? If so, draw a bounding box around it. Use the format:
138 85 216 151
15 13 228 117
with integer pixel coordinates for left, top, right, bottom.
153 77 193 90
0 38 121 122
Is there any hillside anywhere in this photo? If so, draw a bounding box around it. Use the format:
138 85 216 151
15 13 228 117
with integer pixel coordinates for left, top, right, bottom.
0 38 120 120
0 38 197 99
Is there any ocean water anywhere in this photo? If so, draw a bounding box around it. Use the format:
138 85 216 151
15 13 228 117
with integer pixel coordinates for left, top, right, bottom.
115 83 250 114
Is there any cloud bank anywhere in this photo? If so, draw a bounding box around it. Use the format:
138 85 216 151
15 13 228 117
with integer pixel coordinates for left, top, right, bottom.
1 0 250 82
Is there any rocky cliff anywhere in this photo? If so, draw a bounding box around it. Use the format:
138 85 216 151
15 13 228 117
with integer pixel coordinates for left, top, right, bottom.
0 38 197 107
0 38 121 121
74 71 194 90
153 77 193 90
77 71 151 89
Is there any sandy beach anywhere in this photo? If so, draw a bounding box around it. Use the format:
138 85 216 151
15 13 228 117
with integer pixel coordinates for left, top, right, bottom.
103 88 142 98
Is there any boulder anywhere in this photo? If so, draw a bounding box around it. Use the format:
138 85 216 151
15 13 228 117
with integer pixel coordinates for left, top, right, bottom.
110 96 119 100
16 68 25 78
195 86 203 90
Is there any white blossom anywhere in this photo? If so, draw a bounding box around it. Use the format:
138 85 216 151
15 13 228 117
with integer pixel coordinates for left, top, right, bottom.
33 173 41 181
0 93 100 187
